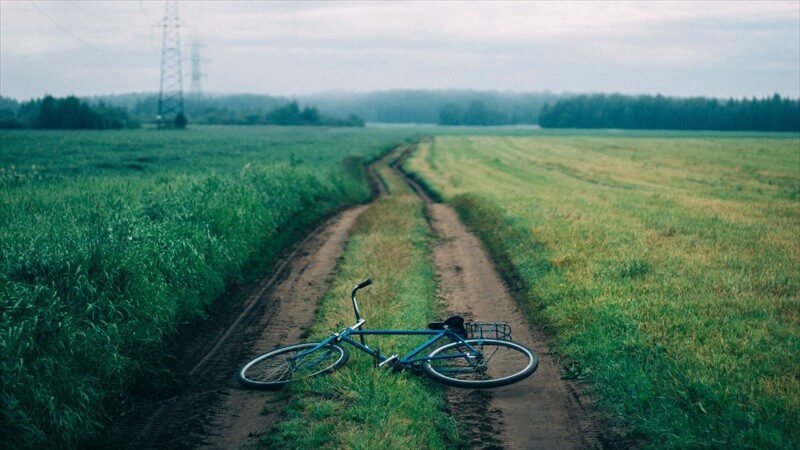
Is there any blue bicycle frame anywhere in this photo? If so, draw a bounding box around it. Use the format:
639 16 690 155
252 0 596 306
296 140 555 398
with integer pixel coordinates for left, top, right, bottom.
292 278 482 369
299 323 481 370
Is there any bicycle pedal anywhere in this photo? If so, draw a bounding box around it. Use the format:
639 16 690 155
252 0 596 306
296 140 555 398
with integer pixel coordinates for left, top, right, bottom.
379 354 399 368
372 348 382 368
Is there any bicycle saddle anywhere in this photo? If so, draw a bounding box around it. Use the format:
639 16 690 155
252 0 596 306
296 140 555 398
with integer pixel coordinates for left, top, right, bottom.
428 315 466 335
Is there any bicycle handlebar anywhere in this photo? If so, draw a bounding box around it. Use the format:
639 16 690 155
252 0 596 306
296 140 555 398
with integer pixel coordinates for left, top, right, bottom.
351 278 372 345
355 278 372 291
351 279 372 317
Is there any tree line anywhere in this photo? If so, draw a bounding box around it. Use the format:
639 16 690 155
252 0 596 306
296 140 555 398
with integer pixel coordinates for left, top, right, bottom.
438 100 514 126
0 95 364 129
0 95 137 129
93 90 558 125
208 101 363 127
127 96 364 126
539 94 800 132
2 91 798 131
303 90 558 125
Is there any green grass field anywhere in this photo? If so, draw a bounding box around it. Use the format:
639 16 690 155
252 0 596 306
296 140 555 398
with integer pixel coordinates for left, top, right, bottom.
0 126 412 449
405 132 800 449
4 125 798 449
0 125 419 177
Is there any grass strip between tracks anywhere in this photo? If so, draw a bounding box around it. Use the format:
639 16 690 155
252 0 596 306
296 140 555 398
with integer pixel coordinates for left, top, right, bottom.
260 148 462 449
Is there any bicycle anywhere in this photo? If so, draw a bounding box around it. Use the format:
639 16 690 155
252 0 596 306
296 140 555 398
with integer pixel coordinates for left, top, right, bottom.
237 279 538 389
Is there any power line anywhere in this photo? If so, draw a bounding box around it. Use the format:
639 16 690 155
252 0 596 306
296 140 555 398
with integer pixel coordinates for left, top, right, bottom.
31 1 107 53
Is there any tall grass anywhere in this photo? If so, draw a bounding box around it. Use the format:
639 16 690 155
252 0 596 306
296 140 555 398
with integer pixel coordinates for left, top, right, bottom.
405 134 800 448
0 127 405 449
0 126 414 177
262 149 461 449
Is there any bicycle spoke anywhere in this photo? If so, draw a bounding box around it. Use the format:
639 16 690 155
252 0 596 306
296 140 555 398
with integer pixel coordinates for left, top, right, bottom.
423 339 538 388
237 343 349 389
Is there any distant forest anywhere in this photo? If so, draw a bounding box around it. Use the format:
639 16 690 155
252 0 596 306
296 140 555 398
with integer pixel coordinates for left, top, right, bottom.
2 91 798 131
303 90 560 125
0 95 137 130
93 90 556 126
0 90 558 128
0 94 363 129
540 94 800 132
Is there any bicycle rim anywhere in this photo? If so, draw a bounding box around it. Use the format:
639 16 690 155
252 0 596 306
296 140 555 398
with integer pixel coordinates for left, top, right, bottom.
422 339 538 388
237 342 349 389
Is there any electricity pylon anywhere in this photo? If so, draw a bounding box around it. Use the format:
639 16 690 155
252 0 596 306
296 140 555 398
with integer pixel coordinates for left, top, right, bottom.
190 31 207 98
157 0 185 128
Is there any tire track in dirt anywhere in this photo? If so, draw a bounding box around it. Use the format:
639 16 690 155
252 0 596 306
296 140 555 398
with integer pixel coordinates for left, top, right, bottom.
199 205 369 449
120 205 368 449
394 150 607 449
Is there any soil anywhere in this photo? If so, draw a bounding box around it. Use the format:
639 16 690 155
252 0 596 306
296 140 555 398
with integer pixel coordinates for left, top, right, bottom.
426 202 603 449
116 205 368 449
121 146 613 449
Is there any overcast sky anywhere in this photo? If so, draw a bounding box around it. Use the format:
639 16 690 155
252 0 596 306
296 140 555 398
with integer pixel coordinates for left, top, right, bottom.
1 1 798 101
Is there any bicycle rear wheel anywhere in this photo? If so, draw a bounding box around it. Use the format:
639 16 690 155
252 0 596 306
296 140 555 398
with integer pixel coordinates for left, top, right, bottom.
237 342 349 390
422 339 538 388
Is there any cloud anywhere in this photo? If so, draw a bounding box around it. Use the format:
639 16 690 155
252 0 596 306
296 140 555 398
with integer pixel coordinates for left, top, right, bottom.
1 1 798 99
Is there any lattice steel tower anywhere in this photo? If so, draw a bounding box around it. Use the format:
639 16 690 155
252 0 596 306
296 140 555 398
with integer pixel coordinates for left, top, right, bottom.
157 0 184 128
190 32 206 98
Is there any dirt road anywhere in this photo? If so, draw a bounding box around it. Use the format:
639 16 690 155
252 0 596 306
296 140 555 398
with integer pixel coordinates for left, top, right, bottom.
126 146 608 449
124 206 368 449
396 153 606 450
426 202 603 449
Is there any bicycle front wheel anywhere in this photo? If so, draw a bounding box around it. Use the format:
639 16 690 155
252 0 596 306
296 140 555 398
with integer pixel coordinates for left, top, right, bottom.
237 342 349 390
422 339 538 389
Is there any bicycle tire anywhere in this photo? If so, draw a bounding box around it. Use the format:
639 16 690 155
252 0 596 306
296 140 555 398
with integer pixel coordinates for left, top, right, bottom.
237 342 349 390
422 338 538 388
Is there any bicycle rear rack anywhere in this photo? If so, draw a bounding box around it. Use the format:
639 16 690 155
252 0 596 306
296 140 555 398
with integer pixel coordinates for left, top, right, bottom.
466 322 512 341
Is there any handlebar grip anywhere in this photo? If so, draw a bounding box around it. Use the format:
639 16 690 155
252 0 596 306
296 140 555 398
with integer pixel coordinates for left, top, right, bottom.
356 278 373 290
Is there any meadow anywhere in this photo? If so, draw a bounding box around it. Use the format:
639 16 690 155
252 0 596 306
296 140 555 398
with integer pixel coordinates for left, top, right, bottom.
405 132 800 448
4 125 798 449
0 126 412 449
